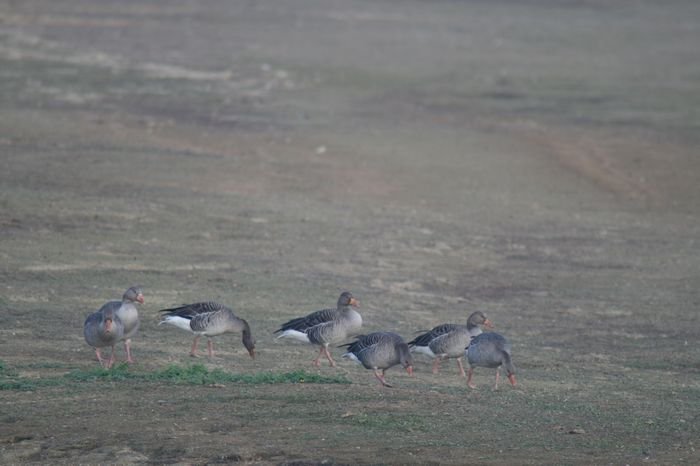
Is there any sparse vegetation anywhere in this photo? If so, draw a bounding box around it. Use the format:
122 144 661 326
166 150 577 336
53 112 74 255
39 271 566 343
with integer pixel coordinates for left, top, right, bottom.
0 361 349 390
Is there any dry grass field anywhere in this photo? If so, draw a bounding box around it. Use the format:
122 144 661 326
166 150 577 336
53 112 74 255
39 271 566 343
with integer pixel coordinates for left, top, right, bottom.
1 1 699 464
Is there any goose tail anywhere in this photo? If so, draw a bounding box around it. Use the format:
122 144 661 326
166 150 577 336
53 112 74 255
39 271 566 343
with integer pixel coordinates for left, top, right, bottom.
275 329 310 343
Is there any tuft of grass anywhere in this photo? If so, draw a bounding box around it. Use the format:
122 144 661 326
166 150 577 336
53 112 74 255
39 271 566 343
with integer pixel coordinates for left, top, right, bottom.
0 362 350 391
64 363 140 382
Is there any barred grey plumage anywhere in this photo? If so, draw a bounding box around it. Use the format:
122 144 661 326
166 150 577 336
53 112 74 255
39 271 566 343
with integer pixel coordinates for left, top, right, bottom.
114 286 144 364
159 301 255 359
408 311 492 377
341 332 413 387
84 305 124 368
83 286 143 367
466 332 517 390
275 291 362 367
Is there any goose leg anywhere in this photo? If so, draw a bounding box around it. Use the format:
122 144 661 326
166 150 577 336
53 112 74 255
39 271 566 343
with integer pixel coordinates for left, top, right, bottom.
311 347 324 367
493 368 500 390
432 357 442 374
467 367 476 389
207 339 214 358
322 345 336 367
374 369 393 388
190 335 201 357
456 357 466 377
106 345 116 369
94 348 105 367
124 338 135 363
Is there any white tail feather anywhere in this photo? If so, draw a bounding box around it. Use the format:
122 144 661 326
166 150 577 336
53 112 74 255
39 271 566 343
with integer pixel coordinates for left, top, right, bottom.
276 329 310 343
159 316 194 333
342 352 361 364
410 345 436 358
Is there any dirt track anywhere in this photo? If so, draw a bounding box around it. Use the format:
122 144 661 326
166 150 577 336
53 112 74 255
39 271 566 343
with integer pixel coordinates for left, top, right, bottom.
1 1 699 464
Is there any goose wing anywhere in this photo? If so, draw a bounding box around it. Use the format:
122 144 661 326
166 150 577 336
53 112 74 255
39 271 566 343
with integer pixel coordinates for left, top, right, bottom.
274 307 340 333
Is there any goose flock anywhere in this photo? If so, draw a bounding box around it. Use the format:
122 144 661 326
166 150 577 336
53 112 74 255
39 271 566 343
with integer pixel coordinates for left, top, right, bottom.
84 287 516 389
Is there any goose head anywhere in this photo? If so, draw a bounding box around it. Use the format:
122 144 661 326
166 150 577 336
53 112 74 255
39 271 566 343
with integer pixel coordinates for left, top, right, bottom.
338 291 359 308
398 342 414 376
467 311 493 330
123 286 145 305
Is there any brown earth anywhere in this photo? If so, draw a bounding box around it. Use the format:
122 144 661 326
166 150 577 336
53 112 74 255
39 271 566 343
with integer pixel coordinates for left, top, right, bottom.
1 0 699 465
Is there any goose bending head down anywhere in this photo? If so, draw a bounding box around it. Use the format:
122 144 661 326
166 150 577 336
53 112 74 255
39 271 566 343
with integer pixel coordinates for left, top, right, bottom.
274 291 362 367
341 332 413 387
408 311 493 376
159 302 256 359
466 332 516 390
84 307 125 368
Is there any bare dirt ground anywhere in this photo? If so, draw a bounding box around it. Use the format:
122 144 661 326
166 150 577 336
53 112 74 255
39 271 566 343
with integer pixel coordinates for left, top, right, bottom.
1 0 700 464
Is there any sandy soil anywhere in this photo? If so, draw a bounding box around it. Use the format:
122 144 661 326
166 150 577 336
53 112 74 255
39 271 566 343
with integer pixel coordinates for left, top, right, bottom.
1 0 699 464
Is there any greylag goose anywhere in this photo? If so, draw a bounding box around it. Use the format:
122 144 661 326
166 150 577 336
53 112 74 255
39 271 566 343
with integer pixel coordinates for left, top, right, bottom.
94 286 144 364
466 332 516 389
340 332 414 387
408 311 493 376
274 291 362 367
159 302 255 359
84 307 124 368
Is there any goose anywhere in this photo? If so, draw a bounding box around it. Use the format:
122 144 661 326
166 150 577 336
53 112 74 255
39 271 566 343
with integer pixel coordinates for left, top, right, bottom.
84 307 124 368
274 291 362 367
96 286 144 364
466 332 516 390
408 311 492 376
340 332 414 387
159 302 255 359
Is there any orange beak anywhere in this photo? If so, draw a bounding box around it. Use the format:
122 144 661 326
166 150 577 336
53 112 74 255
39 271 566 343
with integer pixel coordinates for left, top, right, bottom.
104 318 113 333
248 349 256 359
349 297 359 307
406 366 414 376
508 373 517 386
136 294 145 304
484 319 494 330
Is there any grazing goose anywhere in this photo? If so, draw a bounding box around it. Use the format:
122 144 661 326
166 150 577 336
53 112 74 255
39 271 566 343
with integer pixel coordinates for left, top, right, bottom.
159 302 255 359
340 332 414 387
84 307 124 368
408 311 493 376
274 291 362 367
96 286 144 364
466 332 516 390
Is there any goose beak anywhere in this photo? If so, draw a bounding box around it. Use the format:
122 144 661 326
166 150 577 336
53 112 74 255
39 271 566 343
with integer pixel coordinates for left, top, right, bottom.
508 373 517 386
406 366 414 377
136 294 145 304
248 349 256 359
349 297 359 307
484 319 494 330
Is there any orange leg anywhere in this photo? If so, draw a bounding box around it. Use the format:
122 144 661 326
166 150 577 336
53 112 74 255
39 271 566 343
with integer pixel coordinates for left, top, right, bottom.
467 367 476 389
374 369 392 387
207 339 214 358
323 345 336 367
311 347 324 367
124 338 135 363
432 357 442 374
456 357 466 377
94 348 105 366
190 335 201 357
106 345 116 368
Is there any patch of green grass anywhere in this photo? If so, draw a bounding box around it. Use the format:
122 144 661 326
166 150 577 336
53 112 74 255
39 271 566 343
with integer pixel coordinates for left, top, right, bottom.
0 360 62 390
0 362 350 391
